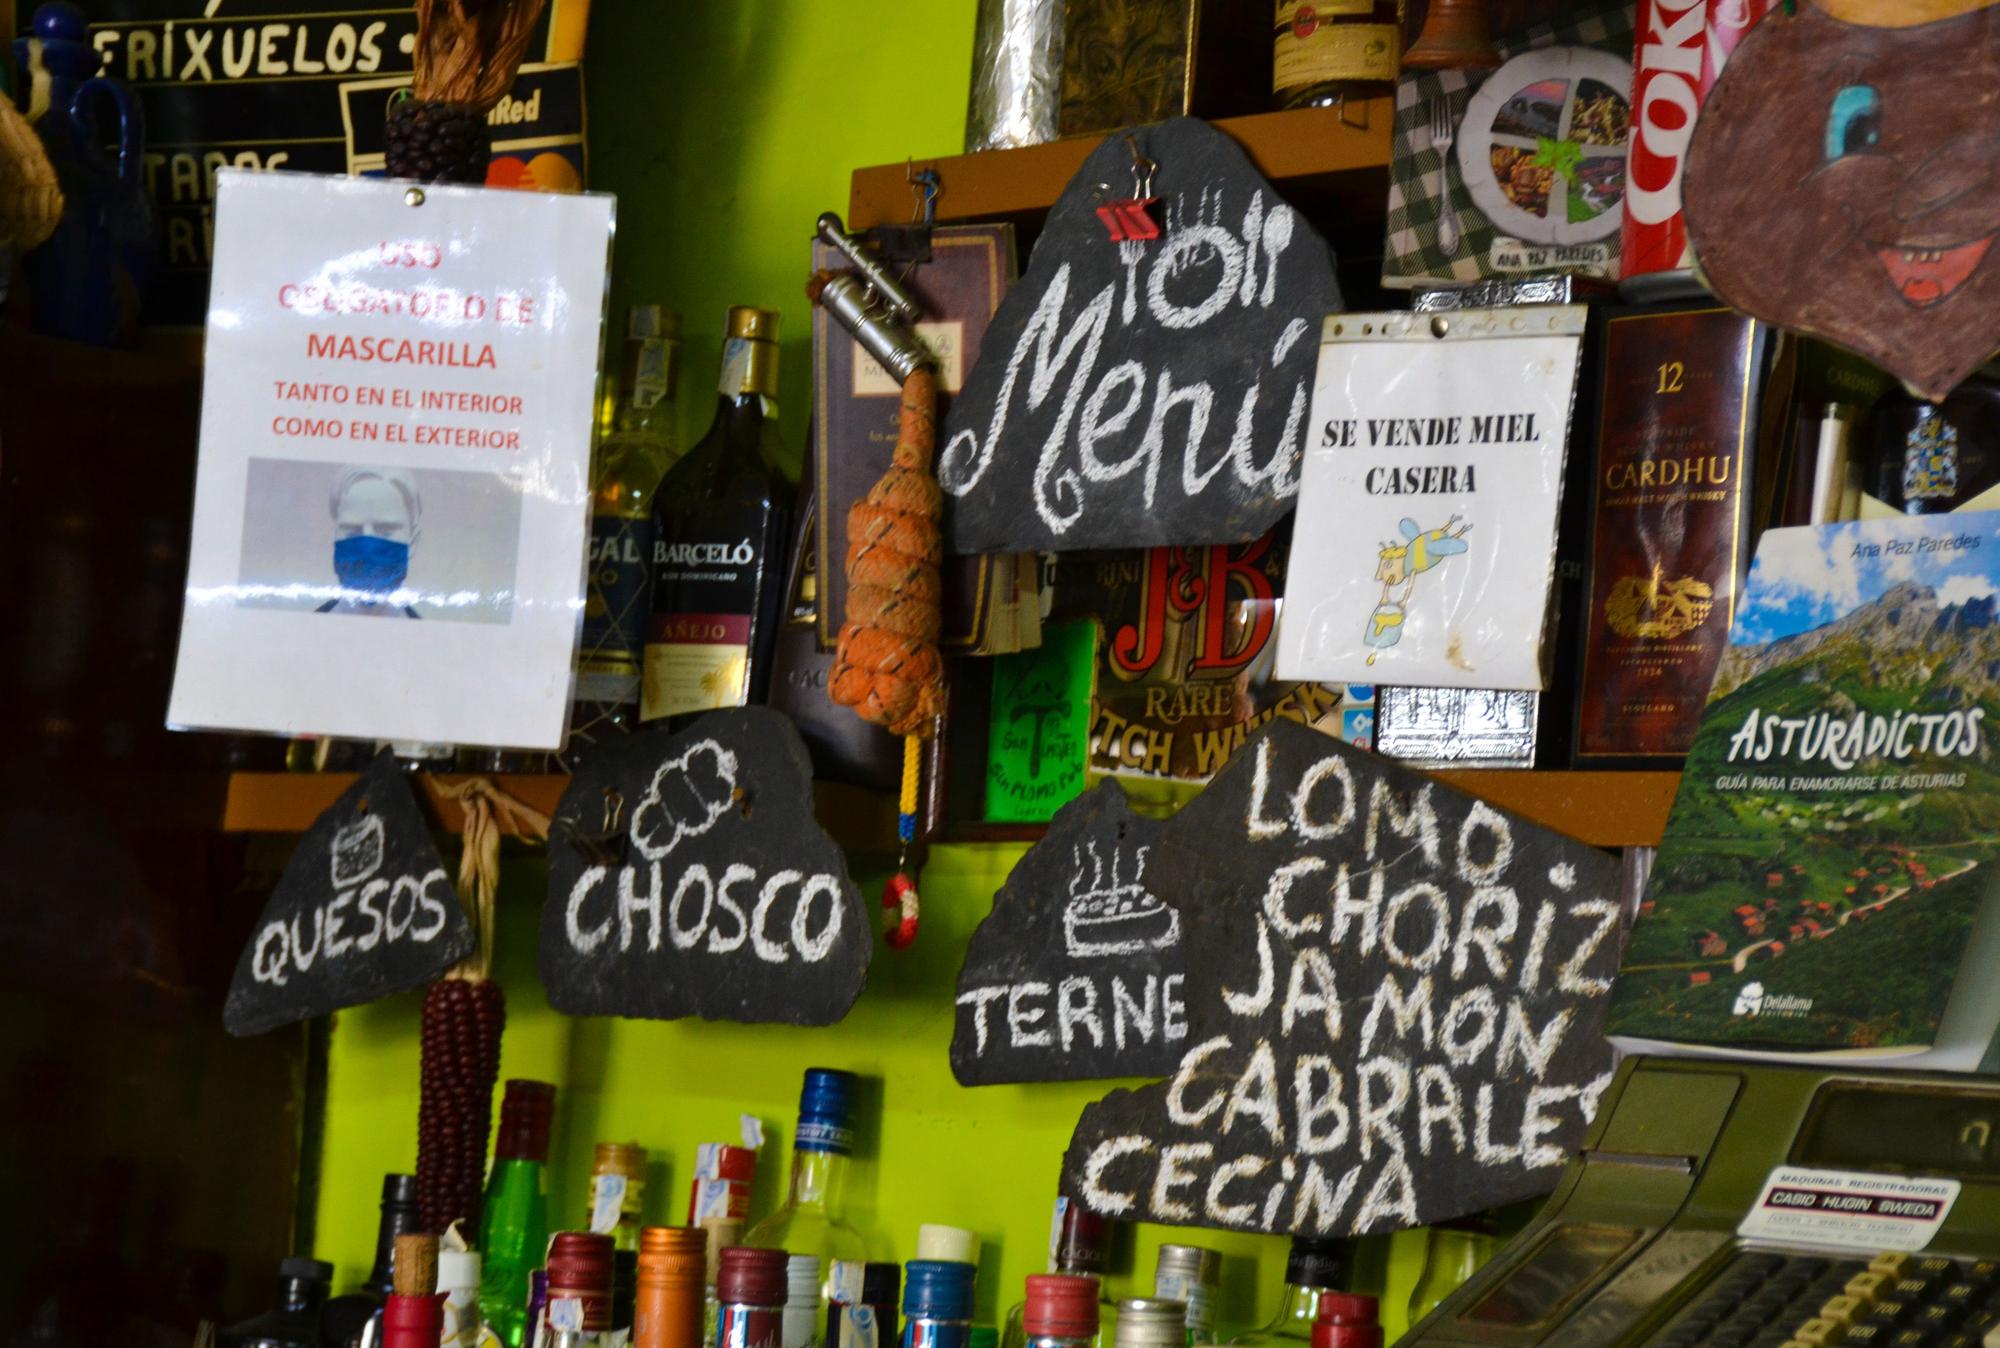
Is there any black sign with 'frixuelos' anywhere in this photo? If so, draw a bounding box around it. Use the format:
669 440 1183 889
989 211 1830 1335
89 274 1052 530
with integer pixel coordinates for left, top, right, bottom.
538 709 871 1025
936 116 1342 554
953 782 1185 1085
1060 720 1623 1237
225 751 472 1036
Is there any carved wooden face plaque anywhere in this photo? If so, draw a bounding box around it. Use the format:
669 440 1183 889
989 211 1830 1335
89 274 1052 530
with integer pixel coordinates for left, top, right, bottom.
1685 1 2000 399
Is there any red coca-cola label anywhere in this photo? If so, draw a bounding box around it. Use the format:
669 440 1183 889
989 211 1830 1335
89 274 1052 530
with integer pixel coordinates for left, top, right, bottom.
1621 0 1773 281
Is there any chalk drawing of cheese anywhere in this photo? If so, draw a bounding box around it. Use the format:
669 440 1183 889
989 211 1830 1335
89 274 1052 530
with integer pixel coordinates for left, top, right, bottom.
330 813 386 889
1062 840 1180 958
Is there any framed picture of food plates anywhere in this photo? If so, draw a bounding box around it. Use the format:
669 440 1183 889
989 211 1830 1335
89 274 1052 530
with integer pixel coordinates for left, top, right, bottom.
1458 46 1633 251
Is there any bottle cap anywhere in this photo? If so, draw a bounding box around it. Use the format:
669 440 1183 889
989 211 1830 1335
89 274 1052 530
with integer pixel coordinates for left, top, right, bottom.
279 1257 334 1286
381 1173 420 1206
437 1248 480 1290
545 1232 616 1331
1113 1298 1187 1348
629 306 682 342
796 1067 859 1156
495 1080 558 1161
902 1260 975 1322
1051 1199 1110 1275
638 1226 707 1286
593 1141 647 1180
1024 1274 1100 1340
384 1290 447 1343
787 1255 822 1304
1153 1245 1219 1287
393 1233 440 1297
916 1224 980 1264
717 1247 789 1308
1285 1236 1349 1291
726 307 782 343
1312 1292 1383 1348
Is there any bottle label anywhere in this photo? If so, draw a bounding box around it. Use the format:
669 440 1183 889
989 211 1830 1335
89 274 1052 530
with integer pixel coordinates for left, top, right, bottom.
902 1321 969 1348
443 1287 481 1348
642 612 753 718
1904 411 1959 500
589 1173 628 1235
831 1306 881 1348
581 515 654 690
721 338 754 396
1273 4 1399 90
795 1118 855 1155
721 1304 782 1348
633 338 670 411
1156 1275 1215 1335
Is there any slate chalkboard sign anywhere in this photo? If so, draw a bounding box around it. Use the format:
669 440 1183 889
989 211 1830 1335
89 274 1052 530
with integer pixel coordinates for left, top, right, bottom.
225 751 472 1036
1060 720 1622 1237
538 709 871 1024
936 116 1342 554
953 783 1185 1085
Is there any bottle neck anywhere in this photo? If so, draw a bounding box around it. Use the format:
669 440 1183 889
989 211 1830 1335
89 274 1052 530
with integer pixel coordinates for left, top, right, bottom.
366 1201 422 1295
1278 1281 1331 1326
784 1146 847 1214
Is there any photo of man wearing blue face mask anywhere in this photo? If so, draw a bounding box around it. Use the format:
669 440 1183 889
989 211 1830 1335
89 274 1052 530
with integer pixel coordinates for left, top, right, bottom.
317 466 424 618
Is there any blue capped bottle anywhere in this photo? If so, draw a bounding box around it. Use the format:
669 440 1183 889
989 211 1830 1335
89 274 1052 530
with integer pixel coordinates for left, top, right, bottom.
901 1262 975 1348
744 1069 868 1305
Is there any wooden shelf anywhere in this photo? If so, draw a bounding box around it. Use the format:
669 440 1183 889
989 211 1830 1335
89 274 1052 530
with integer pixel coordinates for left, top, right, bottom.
953 770 1681 851
1432 770 1681 850
222 773 902 852
847 101 1393 230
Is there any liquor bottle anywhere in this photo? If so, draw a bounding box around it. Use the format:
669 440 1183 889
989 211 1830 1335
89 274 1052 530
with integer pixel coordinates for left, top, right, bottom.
717 1248 789 1348
635 1228 706 1348
1002 1199 1115 1348
825 1263 899 1348
901 1262 974 1348
383 1234 446 1348
571 306 682 763
322 1174 423 1348
1310 1296 1380 1348
689 1142 759 1343
1110 1300 1184 1348
223 1259 333 1348
544 1233 617 1345
481 1080 559 1348
1864 374 2000 515
1406 1222 1499 1325
1272 2 1401 111
782 1257 822 1348
588 1143 650 1255
914 1229 978 1267
1151 1247 1219 1345
1226 1238 1350 1348
1020 1276 1099 1348
642 307 795 729
742 1069 866 1296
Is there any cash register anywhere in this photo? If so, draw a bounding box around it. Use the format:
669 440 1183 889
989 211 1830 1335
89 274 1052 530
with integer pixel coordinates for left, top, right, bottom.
1400 1057 2000 1347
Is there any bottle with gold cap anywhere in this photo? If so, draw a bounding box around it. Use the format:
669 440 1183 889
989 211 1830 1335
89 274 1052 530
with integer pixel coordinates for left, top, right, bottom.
642 306 796 730
635 1228 707 1348
588 1142 650 1254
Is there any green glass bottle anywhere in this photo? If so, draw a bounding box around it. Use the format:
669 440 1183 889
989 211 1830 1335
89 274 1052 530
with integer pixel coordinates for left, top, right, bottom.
480 1079 558 1348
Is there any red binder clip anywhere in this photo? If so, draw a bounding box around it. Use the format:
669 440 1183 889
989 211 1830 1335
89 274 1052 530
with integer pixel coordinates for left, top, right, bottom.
1096 135 1162 242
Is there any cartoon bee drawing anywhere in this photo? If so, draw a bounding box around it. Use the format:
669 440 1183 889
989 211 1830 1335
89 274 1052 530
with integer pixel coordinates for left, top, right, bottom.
1365 515 1472 665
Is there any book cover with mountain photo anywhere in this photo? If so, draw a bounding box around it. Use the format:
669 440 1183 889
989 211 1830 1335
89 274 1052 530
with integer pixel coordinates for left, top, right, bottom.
1605 513 2000 1068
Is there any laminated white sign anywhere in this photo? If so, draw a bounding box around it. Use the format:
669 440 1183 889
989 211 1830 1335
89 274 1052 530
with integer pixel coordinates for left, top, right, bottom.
168 170 612 750
1274 306 1585 691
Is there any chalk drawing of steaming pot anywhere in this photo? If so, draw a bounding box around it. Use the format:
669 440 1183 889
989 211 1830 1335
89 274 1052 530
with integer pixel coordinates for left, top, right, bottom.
1063 839 1180 958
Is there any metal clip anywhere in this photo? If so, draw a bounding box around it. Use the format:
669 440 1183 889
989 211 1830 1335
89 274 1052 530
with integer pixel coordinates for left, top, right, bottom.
1096 134 1163 242
909 163 941 228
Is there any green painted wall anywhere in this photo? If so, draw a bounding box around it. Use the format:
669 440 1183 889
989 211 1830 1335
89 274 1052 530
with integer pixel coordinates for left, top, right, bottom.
311 2 1449 1339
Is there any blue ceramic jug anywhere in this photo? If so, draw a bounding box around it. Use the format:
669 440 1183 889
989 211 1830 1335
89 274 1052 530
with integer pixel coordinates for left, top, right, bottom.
14 2 153 346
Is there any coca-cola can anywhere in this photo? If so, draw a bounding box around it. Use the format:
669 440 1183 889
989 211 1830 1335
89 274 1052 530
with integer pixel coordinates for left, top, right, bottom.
1620 0 1775 297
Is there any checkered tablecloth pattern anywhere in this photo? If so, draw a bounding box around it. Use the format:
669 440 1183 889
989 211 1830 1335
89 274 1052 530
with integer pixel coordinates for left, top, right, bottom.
1382 0 1637 289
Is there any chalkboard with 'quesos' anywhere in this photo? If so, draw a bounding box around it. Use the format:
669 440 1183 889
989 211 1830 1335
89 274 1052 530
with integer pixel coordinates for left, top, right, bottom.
225 751 473 1036
1061 720 1623 1238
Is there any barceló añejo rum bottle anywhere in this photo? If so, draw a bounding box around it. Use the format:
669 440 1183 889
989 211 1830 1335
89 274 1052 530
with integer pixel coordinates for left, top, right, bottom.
642 306 795 730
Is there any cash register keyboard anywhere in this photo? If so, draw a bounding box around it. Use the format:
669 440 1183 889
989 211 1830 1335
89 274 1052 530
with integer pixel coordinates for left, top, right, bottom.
1655 1251 2000 1348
